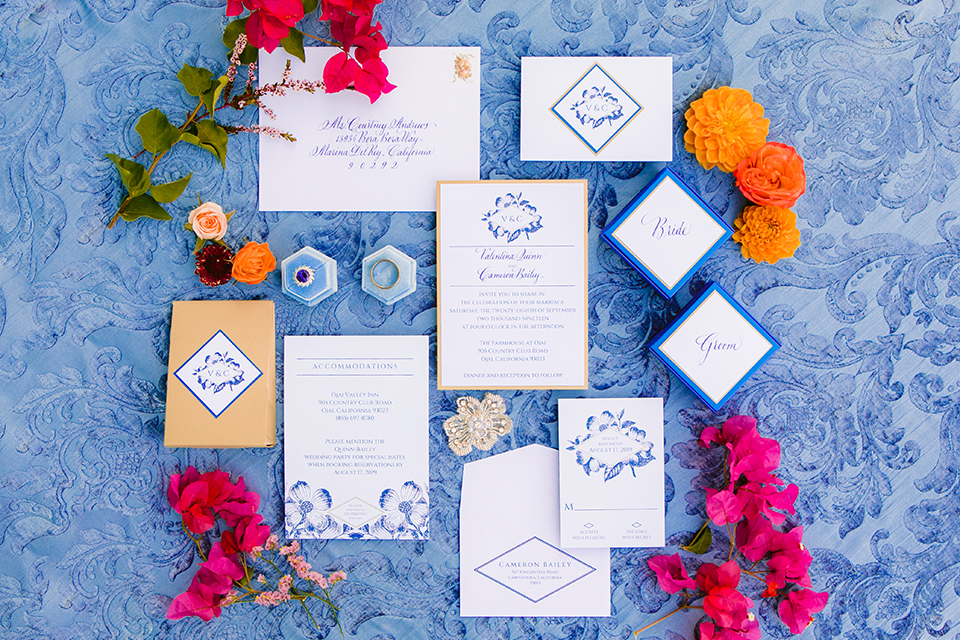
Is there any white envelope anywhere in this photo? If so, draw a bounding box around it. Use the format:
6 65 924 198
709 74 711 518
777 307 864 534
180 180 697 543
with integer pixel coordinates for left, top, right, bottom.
460 445 610 617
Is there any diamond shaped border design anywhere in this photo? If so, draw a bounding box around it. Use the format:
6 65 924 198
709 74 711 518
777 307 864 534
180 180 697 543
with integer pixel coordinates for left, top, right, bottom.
173 330 262 418
475 536 597 603
551 63 642 154
328 496 386 529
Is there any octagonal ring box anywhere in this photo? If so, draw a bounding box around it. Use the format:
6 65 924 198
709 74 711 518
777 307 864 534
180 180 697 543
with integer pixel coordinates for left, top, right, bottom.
361 245 417 305
650 283 779 411
601 167 733 298
282 247 337 307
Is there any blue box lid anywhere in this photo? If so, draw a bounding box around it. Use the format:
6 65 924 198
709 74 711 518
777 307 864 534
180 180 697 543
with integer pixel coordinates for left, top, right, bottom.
649 283 779 411
601 167 733 298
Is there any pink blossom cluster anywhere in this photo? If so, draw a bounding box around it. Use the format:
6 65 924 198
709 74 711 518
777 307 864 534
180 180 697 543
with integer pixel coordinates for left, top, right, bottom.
646 416 829 638
166 467 271 621
320 0 395 102
227 0 304 53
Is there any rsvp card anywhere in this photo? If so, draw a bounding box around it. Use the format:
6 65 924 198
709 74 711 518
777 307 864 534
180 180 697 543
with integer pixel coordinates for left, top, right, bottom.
437 180 588 390
283 336 429 540
559 398 664 548
259 47 480 211
460 445 610 617
520 56 672 161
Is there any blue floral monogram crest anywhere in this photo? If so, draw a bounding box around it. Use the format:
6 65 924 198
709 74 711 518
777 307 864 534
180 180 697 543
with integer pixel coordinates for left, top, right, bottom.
551 63 642 154
482 193 543 243
566 409 656 481
570 86 624 129
193 351 245 394
173 330 262 418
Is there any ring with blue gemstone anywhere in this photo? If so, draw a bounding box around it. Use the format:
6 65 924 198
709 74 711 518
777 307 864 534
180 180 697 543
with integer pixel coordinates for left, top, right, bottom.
293 265 315 287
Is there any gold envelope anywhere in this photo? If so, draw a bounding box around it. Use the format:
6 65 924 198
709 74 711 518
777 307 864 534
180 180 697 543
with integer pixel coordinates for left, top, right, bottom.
164 300 276 448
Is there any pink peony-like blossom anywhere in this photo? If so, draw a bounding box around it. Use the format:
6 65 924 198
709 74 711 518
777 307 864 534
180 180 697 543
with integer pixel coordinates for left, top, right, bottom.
706 488 744 527
648 553 697 594
778 589 829 633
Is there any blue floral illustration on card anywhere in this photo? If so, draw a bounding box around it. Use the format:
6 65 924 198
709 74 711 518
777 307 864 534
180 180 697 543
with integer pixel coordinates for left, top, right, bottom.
285 480 338 538
482 193 543 243
193 351 245 394
566 409 656 482
570 86 624 129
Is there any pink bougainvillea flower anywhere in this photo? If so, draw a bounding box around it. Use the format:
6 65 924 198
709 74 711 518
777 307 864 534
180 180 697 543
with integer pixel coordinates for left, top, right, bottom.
705 488 744 526
324 52 360 93
736 481 798 524
765 527 813 588
231 514 271 553
198 469 244 508
696 561 741 594
703 587 754 629
168 466 202 511
217 476 261 528
777 589 829 633
700 415 757 449
354 58 396 103
195 542 246 595
735 516 775 563
699 614 761 640
647 553 697 593
246 10 291 52
166 579 223 621
729 429 782 484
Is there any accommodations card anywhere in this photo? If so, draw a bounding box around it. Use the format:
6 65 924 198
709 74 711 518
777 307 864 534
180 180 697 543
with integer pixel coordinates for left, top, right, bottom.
520 56 672 161
559 398 664 548
437 180 588 390
460 445 610 617
259 47 480 211
283 336 429 540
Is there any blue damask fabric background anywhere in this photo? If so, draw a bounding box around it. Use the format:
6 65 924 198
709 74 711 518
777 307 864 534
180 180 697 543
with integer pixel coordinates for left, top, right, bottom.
1 0 959 637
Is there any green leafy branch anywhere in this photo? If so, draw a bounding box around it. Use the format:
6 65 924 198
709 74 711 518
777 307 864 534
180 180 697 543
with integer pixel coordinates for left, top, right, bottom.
106 65 229 228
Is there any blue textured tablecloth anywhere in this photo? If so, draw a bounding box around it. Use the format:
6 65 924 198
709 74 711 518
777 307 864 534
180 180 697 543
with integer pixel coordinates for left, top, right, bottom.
1 0 959 638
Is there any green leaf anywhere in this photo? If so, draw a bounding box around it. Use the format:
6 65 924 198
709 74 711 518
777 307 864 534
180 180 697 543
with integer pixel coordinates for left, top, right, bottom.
201 76 229 122
105 153 150 197
150 173 192 203
177 64 215 98
280 28 305 63
681 522 712 555
301 0 318 15
223 18 258 65
193 237 205 254
119 194 172 222
195 120 229 167
135 109 181 155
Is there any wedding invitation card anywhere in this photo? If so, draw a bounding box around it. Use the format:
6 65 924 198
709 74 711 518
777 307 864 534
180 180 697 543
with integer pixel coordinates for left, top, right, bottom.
259 47 480 211
460 445 611 617
520 56 672 161
283 335 429 540
650 283 779 411
437 180 588 390
559 398 664 548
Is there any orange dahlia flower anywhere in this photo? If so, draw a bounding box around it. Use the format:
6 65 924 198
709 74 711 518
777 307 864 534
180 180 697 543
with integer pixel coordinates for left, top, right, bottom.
732 205 800 264
684 87 769 172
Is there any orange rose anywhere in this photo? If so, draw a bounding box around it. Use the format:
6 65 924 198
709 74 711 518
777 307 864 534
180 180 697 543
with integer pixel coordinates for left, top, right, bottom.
231 241 277 285
684 87 769 172
734 142 806 208
188 202 228 240
732 205 801 264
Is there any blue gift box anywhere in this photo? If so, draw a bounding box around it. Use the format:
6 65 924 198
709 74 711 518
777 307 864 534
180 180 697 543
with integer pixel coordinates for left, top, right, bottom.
649 283 779 411
601 167 732 298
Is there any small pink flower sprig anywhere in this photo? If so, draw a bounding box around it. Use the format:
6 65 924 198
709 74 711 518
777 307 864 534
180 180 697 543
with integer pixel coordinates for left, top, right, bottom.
639 416 828 639
166 467 345 634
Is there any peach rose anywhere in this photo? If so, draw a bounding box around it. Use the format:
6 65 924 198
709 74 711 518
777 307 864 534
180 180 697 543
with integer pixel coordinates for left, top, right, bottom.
188 202 228 240
734 142 806 208
231 241 276 285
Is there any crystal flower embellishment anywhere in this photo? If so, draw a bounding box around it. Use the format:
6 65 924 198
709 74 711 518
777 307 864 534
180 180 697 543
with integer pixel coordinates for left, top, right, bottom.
443 393 513 456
